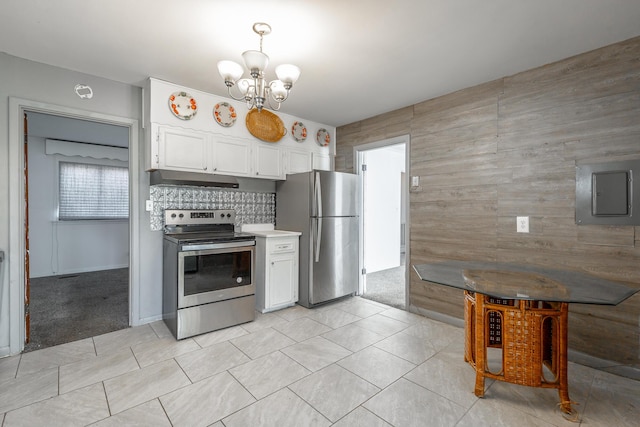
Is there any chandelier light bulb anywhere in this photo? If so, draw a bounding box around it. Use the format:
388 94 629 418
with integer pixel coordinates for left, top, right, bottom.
217 60 243 85
242 50 269 76
275 64 301 86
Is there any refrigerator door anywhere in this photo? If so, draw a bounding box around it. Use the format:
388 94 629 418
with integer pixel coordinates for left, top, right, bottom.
313 170 358 217
309 216 359 305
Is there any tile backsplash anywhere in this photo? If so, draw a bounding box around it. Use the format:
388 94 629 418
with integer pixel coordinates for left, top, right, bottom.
149 185 275 231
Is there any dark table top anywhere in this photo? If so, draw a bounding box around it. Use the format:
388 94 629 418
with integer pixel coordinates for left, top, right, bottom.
413 260 639 305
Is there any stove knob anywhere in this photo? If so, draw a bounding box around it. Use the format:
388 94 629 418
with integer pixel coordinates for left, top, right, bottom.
171 213 176 218
220 213 225 218
226 213 231 218
179 213 184 218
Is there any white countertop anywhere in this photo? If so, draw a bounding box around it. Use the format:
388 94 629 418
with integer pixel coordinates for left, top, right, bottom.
241 224 301 238
250 229 302 238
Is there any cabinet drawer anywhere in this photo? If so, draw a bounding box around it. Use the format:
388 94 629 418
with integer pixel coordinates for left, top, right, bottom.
269 240 296 254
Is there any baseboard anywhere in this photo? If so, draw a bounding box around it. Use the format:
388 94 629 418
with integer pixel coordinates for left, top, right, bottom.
567 349 640 380
408 305 464 328
0 345 11 358
134 314 163 327
31 264 129 278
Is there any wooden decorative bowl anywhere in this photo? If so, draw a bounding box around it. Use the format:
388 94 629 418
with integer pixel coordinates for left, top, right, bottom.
246 108 286 142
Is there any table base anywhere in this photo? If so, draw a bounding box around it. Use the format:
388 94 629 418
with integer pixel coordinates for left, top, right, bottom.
463 290 574 415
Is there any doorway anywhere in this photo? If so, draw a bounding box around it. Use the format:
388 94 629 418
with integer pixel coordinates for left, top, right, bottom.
7 97 140 356
355 136 409 309
23 112 131 351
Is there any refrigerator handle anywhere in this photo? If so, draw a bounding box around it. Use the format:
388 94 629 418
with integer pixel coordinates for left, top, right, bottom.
315 171 322 218
314 217 322 262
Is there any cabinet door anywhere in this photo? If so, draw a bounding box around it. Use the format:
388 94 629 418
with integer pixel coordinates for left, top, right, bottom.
158 126 210 172
287 149 312 174
255 144 284 179
268 255 297 308
312 152 332 171
212 137 251 176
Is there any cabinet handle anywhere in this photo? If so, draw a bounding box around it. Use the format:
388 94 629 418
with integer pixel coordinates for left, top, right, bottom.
204 166 207 171
256 171 260 175
271 262 274 266
214 167 217 171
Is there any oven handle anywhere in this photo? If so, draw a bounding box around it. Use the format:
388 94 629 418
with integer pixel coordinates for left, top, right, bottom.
181 240 255 252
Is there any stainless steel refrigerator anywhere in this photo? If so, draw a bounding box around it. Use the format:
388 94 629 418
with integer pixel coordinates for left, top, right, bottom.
276 170 359 308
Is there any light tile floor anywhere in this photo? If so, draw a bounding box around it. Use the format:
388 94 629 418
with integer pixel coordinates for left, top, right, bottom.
1 297 638 426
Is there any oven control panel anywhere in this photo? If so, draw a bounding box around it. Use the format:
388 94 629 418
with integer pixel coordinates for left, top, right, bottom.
165 209 235 226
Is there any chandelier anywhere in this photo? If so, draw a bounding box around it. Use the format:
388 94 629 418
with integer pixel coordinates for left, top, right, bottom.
217 22 300 112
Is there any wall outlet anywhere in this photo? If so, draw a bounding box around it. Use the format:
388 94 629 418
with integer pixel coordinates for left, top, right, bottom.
517 216 529 233
145 200 153 212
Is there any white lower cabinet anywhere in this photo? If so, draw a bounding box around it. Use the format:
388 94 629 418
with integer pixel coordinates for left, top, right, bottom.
254 232 301 313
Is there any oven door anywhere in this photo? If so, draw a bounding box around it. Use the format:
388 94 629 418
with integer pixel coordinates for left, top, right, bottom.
177 242 255 309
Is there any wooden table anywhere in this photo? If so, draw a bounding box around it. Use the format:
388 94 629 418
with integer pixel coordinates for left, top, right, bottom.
413 261 638 418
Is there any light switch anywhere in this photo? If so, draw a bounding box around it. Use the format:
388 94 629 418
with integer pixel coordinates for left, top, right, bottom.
145 200 153 212
517 216 529 233
411 176 420 187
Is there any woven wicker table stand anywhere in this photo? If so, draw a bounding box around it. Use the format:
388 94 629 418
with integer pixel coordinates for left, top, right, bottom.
463 290 574 416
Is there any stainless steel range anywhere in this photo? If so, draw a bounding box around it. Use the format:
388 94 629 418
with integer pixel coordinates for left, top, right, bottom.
162 209 256 339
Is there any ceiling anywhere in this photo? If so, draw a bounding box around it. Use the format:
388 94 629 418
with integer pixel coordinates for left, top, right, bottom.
2 1 640 127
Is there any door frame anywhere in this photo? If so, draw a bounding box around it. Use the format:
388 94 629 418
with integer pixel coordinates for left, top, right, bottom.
353 134 410 308
7 97 140 355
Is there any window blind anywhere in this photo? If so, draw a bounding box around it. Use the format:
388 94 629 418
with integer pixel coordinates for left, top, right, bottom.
58 162 129 220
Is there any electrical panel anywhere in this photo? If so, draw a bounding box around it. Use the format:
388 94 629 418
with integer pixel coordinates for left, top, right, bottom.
576 160 639 225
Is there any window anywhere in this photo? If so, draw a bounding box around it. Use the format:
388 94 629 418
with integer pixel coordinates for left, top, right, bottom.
58 162 129 220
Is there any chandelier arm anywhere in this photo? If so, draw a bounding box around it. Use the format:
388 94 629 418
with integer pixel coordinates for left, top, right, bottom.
265 93 282 111
226 86 250 102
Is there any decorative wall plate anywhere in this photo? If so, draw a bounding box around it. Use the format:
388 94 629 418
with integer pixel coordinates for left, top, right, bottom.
246 108 286 142
168 91 197 120
316 128 331 147
214 102 237 127
291 121 307 142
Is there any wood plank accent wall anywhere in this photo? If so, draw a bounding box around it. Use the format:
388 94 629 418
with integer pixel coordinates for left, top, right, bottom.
336 36 640 367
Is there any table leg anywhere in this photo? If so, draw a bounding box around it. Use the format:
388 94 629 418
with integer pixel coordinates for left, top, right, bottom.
473 292 486 398
557 303 575 417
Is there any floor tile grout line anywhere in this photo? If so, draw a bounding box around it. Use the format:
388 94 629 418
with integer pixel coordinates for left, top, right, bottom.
155 397 174 427
400 370 470 414
572 368 597 425
283 384 337 425
100 381 113 419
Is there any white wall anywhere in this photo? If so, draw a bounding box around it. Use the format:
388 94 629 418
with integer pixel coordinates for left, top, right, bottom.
27 135 129 277
0 52 151 356
363 145 406 273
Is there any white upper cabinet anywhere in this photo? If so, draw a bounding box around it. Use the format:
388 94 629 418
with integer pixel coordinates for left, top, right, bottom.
287 149 312 175
313 152 332 171
157 125 210 172
144 78 334 179
254 144 284 179
212 136 252 177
